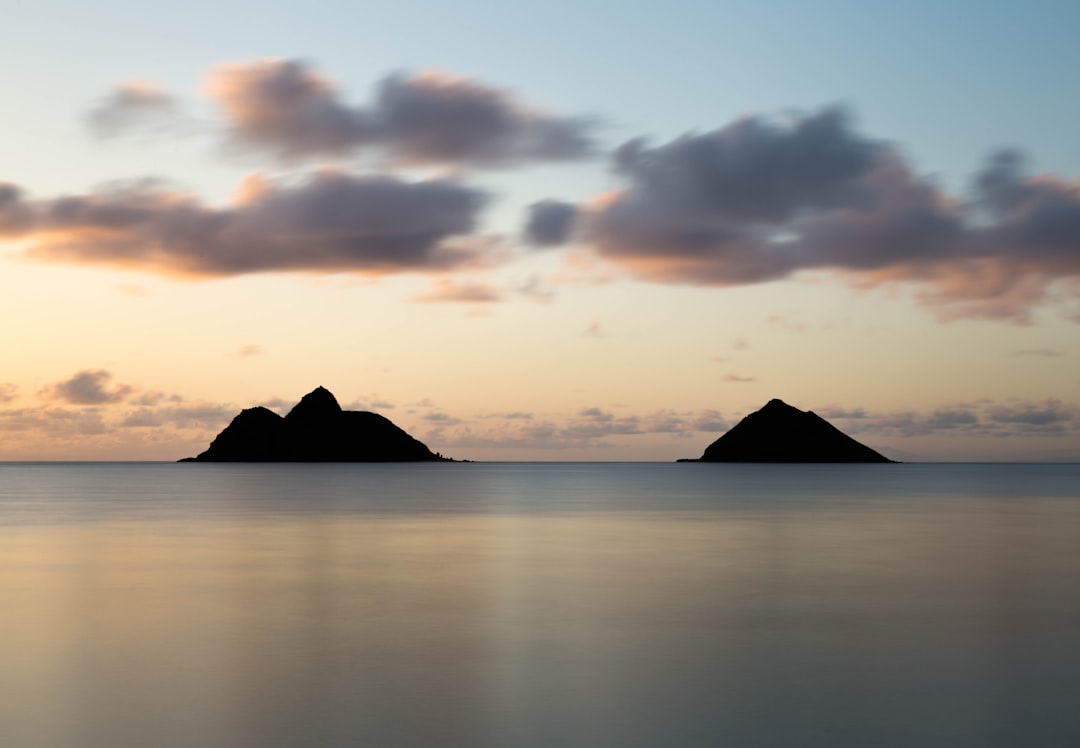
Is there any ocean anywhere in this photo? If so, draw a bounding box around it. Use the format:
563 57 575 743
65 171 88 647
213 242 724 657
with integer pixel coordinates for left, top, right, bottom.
1 462 1078 747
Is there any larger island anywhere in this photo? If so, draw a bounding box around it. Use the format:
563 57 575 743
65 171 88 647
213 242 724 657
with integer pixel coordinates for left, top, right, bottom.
180 386 451 462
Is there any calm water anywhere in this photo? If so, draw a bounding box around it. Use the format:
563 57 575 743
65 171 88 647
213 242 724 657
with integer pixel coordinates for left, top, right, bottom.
1 462 1078 747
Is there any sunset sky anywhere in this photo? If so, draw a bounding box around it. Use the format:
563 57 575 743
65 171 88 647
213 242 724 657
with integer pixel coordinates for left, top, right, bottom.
1 0 1078 461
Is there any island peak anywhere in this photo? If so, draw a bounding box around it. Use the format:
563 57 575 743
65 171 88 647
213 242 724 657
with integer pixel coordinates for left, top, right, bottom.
182 387 451 462
285 386 343 423
681 399 896 463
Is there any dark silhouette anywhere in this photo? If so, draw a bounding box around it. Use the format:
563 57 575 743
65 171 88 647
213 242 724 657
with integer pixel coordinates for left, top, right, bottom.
680 398 896 463
180 386 451 462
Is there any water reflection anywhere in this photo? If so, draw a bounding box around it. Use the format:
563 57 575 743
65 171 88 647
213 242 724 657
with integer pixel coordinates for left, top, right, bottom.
0 464 1078 746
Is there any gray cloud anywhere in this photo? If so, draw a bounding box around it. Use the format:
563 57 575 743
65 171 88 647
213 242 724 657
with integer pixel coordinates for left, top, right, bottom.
579 406 614 421
523 199 578 247
209 59 372 160
423 412 464 425
971 150 1080 272
513 274 556 303
824 399 1077 438
131 391 184 407
43 370 133 405
119 403 235 428
5 171 492 277
421 406 736 452
817 406 869 419
987 400 1075 430
0 183 34 234
834 408 986 438
690 410 729 432
613 106 878 223
411 278 503 303
924 409 980 429
339 397 396 411
373 72 594 166
0 384 250 460
203 60 595 167
12 407 109 435
581 106 963 285
87 82 185 139
560 106 1080 323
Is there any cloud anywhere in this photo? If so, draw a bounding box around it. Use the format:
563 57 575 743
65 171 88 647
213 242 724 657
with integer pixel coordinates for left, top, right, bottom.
63 69 1080 323
823 399 1077 438
202 59 596 167
423 411 464 425
5 171 493 277
208 59 370 160
43 370 132 405
0 407 109 436
818 405 868 419
412 278 503 303
722 373 755 383
513 274 556 303
690 410 729 432
236 344 263 357
87 81 185 139
764 312 808 333
373 71 595 166
523 199 578 247
119 403 235 428
131 390 182 407
0 182 34 234
569 106 1080 323
340 396 396 411
0 383 247 459
582 106 881 285
583 320 604 337
579 406 613 420
418 405 737 451
0 383 17 403
987 399 1075 430
829 407 986 437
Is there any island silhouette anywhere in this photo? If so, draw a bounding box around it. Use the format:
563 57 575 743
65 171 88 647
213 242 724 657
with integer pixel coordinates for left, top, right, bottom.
180 386 451 462
679 398 896 463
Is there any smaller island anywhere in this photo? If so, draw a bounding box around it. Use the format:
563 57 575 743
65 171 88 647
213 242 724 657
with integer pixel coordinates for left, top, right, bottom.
180 386 452 462
679 398 896 463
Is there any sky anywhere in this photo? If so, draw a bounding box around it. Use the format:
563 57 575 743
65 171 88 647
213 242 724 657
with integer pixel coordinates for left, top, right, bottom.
1 0 1078 461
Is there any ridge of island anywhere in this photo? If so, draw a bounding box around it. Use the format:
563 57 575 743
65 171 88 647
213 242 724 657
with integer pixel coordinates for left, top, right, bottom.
180 386 452 462
679 398 897 463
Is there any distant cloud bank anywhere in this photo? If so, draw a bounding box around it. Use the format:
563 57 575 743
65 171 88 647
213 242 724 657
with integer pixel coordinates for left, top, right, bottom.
0 368 1076 460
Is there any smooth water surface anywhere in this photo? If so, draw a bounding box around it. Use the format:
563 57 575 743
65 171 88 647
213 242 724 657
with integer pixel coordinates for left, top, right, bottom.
1 462 1078 747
